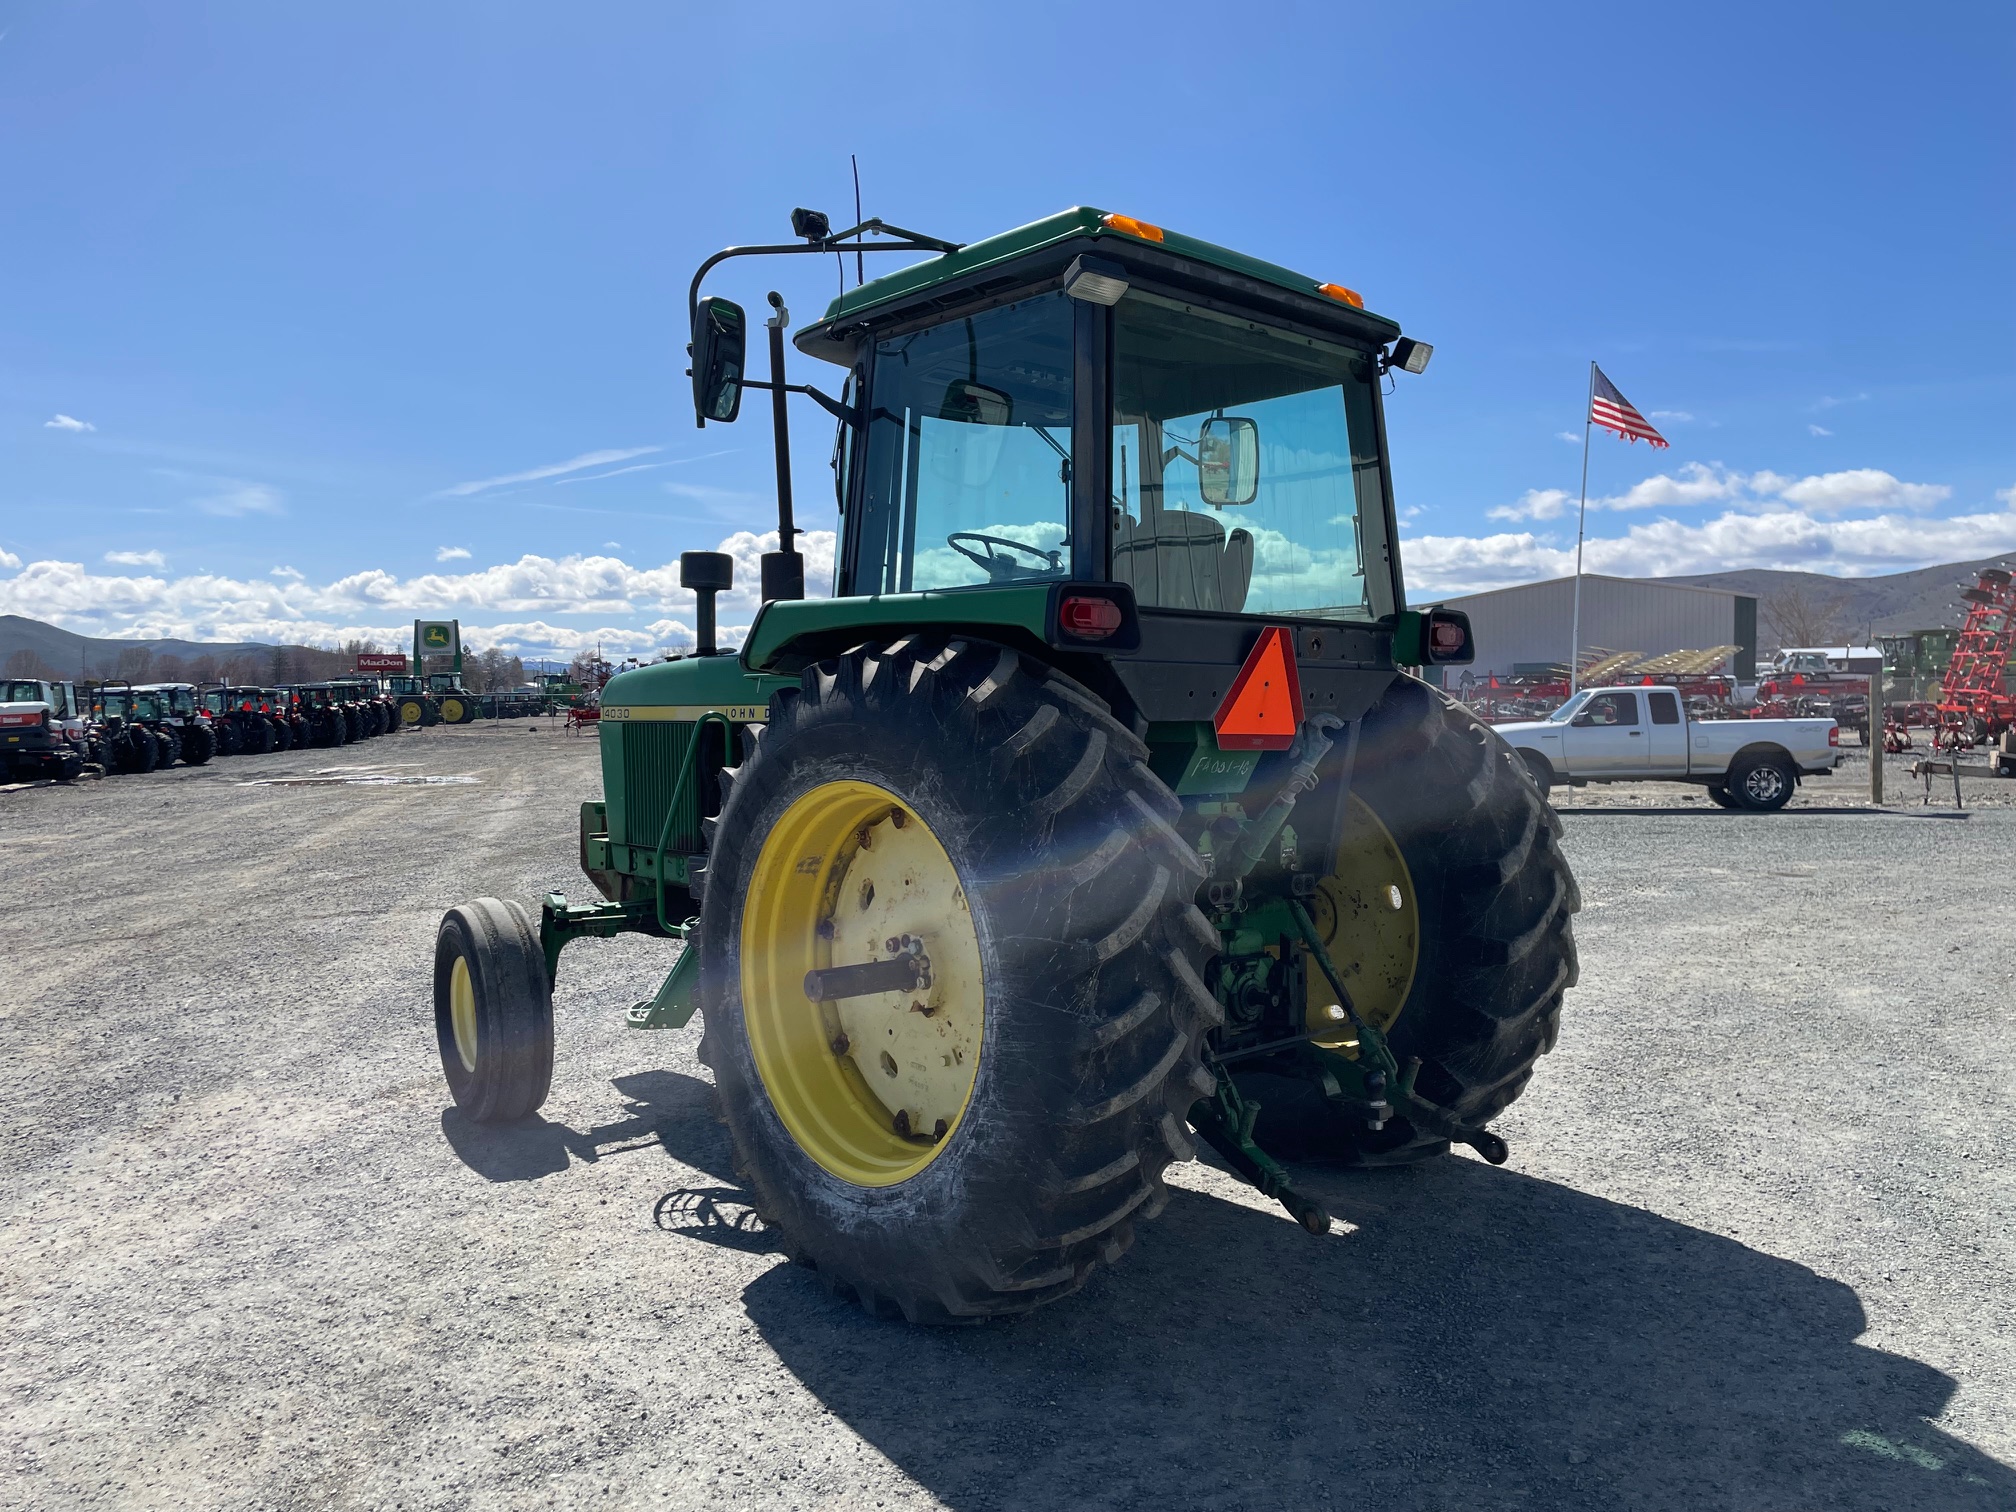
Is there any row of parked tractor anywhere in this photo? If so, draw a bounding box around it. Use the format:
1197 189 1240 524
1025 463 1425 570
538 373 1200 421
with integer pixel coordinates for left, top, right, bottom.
0 675 477 784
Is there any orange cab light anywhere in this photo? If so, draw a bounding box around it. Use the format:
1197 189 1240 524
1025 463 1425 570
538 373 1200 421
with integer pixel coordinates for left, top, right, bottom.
1317 282 1365 309
1101 213 1165 242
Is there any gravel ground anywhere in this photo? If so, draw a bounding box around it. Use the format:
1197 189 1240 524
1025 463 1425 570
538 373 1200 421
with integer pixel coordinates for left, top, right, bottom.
3 723 2012 1511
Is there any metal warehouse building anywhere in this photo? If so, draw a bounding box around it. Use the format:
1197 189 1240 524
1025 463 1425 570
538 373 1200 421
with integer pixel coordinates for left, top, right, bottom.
1428 574 1759 683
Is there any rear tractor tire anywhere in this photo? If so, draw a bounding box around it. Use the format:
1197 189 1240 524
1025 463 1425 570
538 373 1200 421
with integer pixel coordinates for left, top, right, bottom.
696 637 1221 1323
433 898 555 1123
181 724 215 765
1242 678 1580 1165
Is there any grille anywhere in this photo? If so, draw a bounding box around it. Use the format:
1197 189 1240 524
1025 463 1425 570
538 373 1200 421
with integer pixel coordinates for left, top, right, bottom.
620 721 704 852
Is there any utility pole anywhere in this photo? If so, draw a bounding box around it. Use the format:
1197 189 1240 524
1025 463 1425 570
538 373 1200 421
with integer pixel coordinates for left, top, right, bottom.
1870 673 1884 805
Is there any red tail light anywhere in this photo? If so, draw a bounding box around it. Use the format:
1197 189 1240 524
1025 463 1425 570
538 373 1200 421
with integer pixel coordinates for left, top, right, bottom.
1828 725 1840 746
1059 595 1124 639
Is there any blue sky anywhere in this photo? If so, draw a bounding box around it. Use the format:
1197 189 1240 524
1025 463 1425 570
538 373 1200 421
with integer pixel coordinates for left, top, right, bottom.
2 0 2010 654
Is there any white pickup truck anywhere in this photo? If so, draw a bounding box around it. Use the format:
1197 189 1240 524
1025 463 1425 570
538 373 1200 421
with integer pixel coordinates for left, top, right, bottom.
1493 685 1842 811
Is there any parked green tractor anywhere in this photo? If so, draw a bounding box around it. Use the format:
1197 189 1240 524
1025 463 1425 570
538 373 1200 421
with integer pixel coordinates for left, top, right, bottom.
434 208 1579 1321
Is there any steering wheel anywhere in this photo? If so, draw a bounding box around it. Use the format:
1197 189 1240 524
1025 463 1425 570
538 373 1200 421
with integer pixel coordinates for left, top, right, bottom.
946 532 1062 582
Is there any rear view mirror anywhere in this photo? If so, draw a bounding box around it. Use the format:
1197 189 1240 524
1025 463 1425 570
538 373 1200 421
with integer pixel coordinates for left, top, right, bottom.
691 296 747 425
1198 416 1259 506
931 380 1013 489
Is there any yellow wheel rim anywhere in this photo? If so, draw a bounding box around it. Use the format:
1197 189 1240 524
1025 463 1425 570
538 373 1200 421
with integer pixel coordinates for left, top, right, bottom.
449 955 479 1072
1303 794 1418 1050
741 779 984 1187
441 698 465 723
400 701 423 725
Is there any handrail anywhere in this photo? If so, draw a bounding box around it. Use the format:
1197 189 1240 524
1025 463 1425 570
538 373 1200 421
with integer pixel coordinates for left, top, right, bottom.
652 711 736 935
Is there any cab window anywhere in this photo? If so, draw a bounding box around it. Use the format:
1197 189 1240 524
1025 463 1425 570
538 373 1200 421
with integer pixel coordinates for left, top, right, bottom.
854 292 1074 594
1648 691 1681 725
1584 692 1638 727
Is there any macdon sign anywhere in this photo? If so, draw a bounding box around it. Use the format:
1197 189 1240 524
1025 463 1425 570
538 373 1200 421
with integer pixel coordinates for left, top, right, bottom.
356 653 408 674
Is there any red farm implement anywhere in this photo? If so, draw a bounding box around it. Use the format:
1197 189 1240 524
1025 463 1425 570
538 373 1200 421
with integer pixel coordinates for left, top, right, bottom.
1934 568 2016 750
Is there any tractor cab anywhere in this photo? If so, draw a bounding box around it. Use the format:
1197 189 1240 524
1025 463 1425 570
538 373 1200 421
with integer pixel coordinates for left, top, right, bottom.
429 207 1575 1325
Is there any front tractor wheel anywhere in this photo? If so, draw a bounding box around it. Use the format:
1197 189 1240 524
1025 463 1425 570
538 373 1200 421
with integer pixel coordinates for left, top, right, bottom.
697 638 1220 1323
1245 678 1580 1164
433 898 555 1122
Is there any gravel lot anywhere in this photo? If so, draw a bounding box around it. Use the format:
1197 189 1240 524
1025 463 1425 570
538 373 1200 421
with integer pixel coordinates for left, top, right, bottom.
4 723 2012 1510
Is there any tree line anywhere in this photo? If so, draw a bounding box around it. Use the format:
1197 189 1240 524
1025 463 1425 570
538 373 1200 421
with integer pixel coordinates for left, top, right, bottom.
4 638 530 691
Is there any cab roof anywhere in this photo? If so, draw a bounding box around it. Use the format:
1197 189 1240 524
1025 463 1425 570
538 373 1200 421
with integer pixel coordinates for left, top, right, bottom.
800 206 1400 353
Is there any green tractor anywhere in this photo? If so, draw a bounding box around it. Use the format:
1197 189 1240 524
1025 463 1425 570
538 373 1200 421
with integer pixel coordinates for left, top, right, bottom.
434 207 1579 1321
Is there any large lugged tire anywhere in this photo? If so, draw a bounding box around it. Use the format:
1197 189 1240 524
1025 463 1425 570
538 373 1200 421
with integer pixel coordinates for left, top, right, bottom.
181 724 214 765
695 636 1221 1323
1247 677 1580 1163
433 898 554 1122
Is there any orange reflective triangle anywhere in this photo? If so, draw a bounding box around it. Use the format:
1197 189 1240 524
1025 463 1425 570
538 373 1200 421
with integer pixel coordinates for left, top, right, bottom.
1213 626 1304 751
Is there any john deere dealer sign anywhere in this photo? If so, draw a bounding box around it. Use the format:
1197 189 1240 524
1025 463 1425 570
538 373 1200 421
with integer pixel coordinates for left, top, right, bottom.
414 621 460 662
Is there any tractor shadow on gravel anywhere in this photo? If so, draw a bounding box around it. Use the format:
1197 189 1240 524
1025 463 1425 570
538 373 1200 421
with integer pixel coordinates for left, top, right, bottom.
438 1068 731 1185
717 1150 2013 1511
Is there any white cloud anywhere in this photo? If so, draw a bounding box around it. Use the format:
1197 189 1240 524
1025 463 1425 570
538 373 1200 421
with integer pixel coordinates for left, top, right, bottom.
1811 392 1870 411
45 414 95 432
439 447 660 498
1601 462 1746 512
0 549 21 570
0 529 838 657
1556 431 1582 445
1404 489 2016 597
1648 410 1694 423
1488 488 1572 523
1809 424 1833 437
435 546 471 561
1776 469 1947 516
105 549 167 568
603 540 623 549
197 484 284 517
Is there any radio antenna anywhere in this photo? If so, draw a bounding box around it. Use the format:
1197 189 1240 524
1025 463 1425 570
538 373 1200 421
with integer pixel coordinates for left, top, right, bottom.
851 154 865 287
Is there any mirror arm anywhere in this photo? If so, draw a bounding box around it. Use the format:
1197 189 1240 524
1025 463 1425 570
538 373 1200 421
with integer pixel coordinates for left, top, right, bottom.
687 222 965 324
739 380 859 427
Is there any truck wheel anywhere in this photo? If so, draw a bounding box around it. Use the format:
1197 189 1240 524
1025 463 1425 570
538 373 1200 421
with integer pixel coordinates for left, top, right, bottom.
434 898 554 1122
696 638 1220 1323
1728 753 1795 811
1243 678 1579 1164
1517 748 1554 798
1705 783 1738 809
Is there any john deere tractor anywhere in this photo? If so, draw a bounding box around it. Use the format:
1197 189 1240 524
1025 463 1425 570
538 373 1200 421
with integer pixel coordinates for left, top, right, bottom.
434 208 1579 1322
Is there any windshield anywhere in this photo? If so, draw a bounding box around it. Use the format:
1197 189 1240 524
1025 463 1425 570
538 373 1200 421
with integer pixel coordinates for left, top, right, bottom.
854 291 1074 594
4 681 51 704
1547 692 1591 723
1111 291 1390 620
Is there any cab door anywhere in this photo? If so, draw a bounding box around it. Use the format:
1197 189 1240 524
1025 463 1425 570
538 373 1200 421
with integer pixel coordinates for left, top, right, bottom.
1562 690 1649 773
1643 689 1688 773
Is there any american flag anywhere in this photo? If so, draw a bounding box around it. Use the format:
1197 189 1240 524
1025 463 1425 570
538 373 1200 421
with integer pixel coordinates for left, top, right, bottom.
1590 365 1669 448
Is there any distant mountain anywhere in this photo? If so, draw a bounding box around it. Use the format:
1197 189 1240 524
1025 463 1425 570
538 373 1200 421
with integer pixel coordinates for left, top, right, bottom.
1657 555 2016 638
0 615 348 680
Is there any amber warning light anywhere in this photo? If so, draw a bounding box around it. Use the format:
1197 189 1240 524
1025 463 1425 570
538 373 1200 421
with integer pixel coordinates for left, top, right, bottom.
1213 626 1305 751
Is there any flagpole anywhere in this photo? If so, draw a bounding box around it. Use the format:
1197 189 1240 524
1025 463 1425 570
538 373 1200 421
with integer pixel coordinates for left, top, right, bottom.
1569 360 1595 695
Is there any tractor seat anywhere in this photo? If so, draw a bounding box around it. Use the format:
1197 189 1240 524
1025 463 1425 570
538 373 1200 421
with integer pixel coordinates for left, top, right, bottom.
1112 505 1254 614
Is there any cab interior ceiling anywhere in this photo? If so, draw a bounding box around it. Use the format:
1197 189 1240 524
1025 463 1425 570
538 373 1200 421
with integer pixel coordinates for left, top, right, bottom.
794 238 1399 369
